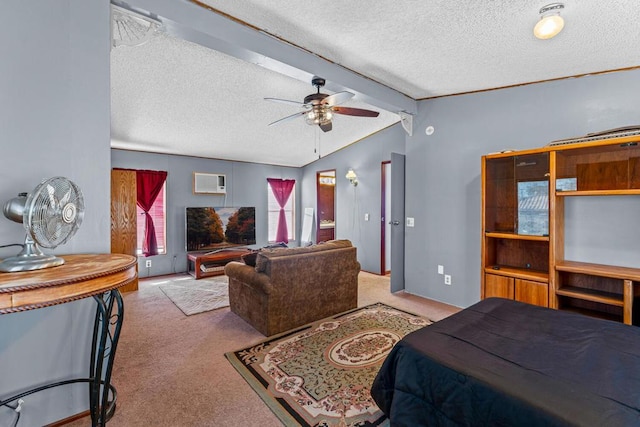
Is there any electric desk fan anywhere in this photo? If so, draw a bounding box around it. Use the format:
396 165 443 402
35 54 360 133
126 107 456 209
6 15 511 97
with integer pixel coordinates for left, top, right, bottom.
0 176 84 272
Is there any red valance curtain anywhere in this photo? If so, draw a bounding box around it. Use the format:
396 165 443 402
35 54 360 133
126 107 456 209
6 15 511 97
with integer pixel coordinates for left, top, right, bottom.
136 170 168 256
267 178 295 244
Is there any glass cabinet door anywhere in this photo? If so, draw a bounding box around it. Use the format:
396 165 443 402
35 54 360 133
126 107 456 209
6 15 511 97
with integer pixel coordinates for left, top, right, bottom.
515 153 549 236
485 153 549 235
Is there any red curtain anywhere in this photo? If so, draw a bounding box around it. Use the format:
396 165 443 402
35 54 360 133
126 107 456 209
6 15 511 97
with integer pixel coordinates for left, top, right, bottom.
136 170 168 256
267 178 295 244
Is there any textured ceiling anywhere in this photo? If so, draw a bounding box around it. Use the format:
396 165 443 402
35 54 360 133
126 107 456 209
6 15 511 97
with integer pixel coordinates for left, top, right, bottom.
111 32 399 167
201 0 640 98
111 0 640 166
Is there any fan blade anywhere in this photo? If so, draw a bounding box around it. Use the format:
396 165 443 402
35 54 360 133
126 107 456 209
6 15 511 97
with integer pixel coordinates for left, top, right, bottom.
47 184 57 208
322 91 354 106
319 122 332 133
59 189 71 207
331 106 380 117
264 97 309 108
268 111 307 126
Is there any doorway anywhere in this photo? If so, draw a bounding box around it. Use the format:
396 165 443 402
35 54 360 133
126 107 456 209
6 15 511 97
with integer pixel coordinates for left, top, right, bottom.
316 170 336 243
380 161 391 275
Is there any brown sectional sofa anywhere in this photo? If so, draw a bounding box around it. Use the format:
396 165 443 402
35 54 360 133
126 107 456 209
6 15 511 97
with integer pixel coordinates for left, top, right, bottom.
223 239 360 336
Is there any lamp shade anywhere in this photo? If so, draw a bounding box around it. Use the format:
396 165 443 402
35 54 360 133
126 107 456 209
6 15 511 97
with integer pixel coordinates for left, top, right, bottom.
345 169 357 180
534 14 564 39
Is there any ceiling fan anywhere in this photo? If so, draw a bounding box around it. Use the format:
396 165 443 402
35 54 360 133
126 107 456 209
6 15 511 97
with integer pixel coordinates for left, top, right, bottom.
265 77 380 132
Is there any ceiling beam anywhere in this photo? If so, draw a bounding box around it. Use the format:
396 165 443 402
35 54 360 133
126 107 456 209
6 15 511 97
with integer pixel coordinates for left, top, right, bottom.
112 0 417 115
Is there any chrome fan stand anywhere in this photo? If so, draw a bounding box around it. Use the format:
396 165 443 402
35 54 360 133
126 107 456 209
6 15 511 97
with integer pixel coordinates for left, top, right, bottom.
0 235 64 272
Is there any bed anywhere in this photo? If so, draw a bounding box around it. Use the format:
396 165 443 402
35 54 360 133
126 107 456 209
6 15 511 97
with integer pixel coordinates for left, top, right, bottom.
371 297 640 426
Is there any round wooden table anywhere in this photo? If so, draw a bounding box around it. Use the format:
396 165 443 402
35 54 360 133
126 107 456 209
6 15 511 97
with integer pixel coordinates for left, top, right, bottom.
0 253 137 426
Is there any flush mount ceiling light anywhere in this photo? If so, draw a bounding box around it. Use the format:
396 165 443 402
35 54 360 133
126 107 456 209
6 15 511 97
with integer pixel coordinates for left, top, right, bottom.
534 3 565 40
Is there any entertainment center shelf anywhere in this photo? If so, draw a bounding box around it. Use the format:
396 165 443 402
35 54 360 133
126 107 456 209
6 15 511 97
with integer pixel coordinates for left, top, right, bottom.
481 136 640 324
483 266 548 283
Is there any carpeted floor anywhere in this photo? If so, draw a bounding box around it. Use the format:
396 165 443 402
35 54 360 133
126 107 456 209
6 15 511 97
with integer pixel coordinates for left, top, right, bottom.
66 272 459 427
157 275 229 315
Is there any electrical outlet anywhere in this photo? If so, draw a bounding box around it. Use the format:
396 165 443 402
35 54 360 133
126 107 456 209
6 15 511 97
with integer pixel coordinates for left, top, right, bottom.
145 260 152 268
438 265 444 275
444 274 452 285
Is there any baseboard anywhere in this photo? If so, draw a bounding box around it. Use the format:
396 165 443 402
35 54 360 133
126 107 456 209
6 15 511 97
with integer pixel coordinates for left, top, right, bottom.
45 410 90 427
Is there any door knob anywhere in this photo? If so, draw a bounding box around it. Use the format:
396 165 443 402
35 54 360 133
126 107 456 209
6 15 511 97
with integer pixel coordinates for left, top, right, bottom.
390 220 400 225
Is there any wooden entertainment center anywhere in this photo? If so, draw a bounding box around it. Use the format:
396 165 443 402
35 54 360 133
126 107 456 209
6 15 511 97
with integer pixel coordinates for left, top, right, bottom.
481 135 640 324
187 248 250 279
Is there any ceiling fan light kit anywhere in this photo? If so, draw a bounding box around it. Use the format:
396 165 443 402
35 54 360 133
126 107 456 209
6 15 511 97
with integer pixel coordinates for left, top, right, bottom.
266 76 379 133
534 3 565 40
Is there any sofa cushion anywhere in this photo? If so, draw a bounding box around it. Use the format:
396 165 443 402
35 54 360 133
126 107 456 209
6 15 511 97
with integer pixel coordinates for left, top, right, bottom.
254 240 352 273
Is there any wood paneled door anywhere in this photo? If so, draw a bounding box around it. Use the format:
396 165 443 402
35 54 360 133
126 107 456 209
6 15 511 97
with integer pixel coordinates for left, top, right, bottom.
111 168 138 292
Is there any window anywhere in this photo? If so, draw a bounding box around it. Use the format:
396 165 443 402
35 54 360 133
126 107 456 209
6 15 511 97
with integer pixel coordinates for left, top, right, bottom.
136 182 166 255
267 181 295 242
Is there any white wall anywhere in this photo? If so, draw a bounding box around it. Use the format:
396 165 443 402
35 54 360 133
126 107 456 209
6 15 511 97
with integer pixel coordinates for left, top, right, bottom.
0 1 111 425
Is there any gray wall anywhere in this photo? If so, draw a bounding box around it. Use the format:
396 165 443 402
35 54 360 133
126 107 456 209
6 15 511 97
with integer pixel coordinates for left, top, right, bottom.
301 124 406 273
404 69 640 308
0 1 111 425
112 149 301 276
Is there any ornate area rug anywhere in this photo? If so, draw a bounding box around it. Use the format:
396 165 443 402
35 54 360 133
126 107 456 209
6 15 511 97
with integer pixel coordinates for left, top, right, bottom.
158 275 229 316
226 302 431 426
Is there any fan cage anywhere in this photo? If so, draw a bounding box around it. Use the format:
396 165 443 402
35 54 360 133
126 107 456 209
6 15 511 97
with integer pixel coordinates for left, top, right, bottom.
24 177 84 249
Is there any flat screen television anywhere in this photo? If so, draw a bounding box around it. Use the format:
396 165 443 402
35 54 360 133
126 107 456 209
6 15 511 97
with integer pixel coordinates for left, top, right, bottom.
186 206 256 252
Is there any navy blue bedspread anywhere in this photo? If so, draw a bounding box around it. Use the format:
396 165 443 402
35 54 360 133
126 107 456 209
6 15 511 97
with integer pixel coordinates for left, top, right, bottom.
371 297 640 426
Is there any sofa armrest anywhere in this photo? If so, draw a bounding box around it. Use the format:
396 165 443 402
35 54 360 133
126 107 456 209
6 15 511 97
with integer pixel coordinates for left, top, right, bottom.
224 261 273 295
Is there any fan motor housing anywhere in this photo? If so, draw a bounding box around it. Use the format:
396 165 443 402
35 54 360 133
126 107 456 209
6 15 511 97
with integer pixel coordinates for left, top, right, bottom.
304 93 328 105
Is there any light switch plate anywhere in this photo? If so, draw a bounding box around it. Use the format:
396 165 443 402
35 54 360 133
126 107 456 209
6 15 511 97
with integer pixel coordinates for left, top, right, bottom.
406 217 415 227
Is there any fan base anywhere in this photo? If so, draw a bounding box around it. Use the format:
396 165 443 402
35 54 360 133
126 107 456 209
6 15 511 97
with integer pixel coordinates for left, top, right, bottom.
0 254 65 273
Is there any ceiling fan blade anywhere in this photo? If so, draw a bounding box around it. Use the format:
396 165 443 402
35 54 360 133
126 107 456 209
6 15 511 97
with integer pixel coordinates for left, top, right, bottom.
322 91 354 106
319 122 332 133
332 106 380 117
268 111 306 126
264 97 309 107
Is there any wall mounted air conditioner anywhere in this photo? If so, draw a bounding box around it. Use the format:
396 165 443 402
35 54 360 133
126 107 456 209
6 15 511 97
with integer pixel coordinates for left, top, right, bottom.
193 172 226 194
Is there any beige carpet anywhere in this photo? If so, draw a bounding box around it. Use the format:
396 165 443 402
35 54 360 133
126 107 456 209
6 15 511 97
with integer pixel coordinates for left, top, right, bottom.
158 275 229 315
65 272 459 427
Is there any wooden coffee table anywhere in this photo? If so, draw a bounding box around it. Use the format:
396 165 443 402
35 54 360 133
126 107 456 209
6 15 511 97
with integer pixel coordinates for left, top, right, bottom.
187 248 251 279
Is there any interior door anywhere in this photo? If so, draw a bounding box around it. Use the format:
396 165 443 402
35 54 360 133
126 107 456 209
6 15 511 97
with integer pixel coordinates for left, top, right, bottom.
390 153 405 292
111 168 139 292
380 161 391 274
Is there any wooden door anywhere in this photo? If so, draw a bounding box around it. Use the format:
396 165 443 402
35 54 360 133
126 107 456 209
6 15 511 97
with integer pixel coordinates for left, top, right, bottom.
484 274 514 299
515 279 548 307
111 169 138 292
